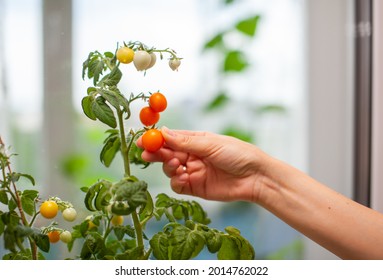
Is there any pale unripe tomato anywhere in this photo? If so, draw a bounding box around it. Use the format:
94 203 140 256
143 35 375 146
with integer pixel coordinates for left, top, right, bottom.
60 230 72 243
146 52 157 69
62 207 77 222
169 58 181 71
133 50 151 71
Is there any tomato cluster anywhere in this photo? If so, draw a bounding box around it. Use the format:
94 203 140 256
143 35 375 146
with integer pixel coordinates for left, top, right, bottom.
116 46 181 72
139 92 167 152
39 199 77 244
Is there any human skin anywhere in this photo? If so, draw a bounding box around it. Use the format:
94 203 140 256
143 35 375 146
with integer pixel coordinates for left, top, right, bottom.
136 127 383 259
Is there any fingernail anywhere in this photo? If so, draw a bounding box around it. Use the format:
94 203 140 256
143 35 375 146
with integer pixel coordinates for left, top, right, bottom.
161 126 176 137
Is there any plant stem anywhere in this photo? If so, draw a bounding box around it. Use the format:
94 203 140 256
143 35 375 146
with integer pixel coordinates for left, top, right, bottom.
131 210 145 255
117 110 130 177
116 110 145 258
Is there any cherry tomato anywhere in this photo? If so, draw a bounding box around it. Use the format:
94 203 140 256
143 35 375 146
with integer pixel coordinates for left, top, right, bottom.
149 92 167 113
133 50 151 71
116 47 134 64
111 215 124 226
146 52 157 69
169 58 181 71
60 231 72 243
142 129 164 152
47 231 60 243
40 201 58 219
62 207 77 222
139 106 160 127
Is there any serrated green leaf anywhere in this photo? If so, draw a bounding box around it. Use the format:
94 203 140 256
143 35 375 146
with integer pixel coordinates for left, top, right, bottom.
169 225 205 260
81 96 97 120
100 134 121 167
80 232 105 259
223 50 249 72
235 15 260 37
113 225 135 241
98 66 122 87
21 196 34 216
88 59 105 86
150 232 170 260
92 96 117 128
8 198 17 212
191 201 210 225
217 236 239 260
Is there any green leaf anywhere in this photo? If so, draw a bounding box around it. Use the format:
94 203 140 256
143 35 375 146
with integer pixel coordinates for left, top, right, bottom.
191 201 210 225
98 66 122 87
92 96 117 128
129 140 150 168
80 232 105 259
88 59 105 86
223 50 249 72
217 236 239 259
113 225 135 241
10 173 35 186
235 15 260 37
218 227 255 260
31 232 50 253
0 190 9 205
111 179 148 215
0 213 4 235
82 96 97 121
203 33 224 50
205 230 223 253
168 224 205 260
8 198 17 212
139 191 154 225
150 232 170 260
204 92 230 112
100 133 121 167
21 196 34 216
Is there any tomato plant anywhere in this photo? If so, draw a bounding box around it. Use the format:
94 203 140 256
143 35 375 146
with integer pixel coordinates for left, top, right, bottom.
0 138 77 259
72 39 255 260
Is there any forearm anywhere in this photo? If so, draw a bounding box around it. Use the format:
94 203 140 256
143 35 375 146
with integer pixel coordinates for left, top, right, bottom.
255 155 383 259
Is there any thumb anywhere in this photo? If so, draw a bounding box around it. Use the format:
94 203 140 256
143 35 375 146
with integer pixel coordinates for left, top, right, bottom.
161 127 213 156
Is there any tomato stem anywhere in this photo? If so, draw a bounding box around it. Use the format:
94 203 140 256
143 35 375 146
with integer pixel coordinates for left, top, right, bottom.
117 110 131 177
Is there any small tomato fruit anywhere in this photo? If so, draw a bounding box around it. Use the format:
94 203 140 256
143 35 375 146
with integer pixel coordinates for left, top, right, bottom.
47 231 60 243
116 46 134 64
111 215 124 226
149 92 167 113
142 129 164 152
40 200 59 219
139 106 160 127
169 58 181 71
62 207 77 222
146 52 157 69
133 50 151 71
60 230 72 243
